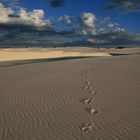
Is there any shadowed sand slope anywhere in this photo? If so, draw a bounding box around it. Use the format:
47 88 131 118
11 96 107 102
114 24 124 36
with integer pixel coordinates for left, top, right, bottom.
0 55 140 140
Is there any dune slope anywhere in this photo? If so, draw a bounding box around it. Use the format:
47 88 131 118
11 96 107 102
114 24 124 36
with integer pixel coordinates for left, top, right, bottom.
0 55 140 140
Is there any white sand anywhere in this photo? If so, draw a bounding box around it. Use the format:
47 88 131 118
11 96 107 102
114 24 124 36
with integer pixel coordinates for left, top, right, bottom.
0 47 111 62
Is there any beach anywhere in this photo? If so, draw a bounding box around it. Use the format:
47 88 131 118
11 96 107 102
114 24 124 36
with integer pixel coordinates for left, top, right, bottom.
0 47 140 140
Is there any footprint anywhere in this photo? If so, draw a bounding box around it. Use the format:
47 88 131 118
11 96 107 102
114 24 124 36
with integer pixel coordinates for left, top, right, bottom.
84 75 89 79
90 108 98 115
85 107 98 115
81 122 94 134
84 70 90 74
83 98 94 105
84 81 92 85
83 72 89 77
89 90 98 95
83 85 90 90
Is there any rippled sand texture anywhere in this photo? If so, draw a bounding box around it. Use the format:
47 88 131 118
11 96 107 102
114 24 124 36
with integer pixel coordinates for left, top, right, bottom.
0 55 140 140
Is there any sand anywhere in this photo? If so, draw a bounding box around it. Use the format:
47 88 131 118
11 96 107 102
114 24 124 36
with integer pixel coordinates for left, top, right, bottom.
0 48 140 140
0 47 140 62
0 47 111 62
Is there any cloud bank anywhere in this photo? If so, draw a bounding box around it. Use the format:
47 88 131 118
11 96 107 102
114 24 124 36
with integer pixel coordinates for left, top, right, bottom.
0 3 140 47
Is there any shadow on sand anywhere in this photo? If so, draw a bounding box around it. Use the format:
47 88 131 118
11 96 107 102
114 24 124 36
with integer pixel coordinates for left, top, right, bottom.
0 56 94 68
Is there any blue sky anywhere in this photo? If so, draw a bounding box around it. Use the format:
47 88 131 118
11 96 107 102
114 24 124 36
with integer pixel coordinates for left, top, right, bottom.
0 0 140 46
21 0 140 33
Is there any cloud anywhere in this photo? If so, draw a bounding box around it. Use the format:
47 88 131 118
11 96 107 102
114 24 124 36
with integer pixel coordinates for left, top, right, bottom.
57 15 73 24
0 3 13 23
74 12 125 36
0 0 20 9
75 12 97 35
50 0 65 7
86 32 140 45
18 9 49 27
0 0 18 3
8 14 20 18
0 3 52 28
97 22 126 34
0 3 140 47
97 16 111 24
56 31 140 47
107 0 140 11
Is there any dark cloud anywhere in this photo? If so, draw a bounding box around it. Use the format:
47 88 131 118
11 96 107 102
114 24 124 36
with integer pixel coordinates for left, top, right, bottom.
0 23 55 35
8 14 20 18
0 22 140 48
55 32 140 47
107 0 140 11
50 0 65 7
0 22 78 47
86 32 140 45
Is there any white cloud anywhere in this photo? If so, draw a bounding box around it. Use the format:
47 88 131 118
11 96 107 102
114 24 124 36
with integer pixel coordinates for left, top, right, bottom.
107 23 114 28
0 3 3 7
74 12 125 35
58 15 73 24
0 3 14 23
75 12 97 35
18 9 48 27
97 22 126 34
0 3 52 28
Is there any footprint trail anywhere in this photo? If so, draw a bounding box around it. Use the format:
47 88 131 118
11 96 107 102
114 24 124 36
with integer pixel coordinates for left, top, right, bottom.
80 69 100 134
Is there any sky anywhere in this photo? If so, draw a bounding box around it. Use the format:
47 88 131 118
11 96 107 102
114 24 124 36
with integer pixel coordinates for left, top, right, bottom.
0 0 140 47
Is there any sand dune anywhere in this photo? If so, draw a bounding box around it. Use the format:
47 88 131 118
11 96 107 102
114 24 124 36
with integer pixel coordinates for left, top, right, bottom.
0 47 140 62
0 47 111 62
0 52 140 140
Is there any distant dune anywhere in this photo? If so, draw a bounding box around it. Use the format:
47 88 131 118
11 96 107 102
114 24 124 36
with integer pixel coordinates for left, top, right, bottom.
0 47 140 62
